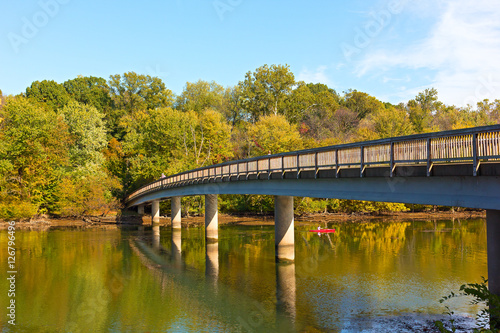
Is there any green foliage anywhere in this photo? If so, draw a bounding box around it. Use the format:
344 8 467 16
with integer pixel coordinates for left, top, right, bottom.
357 105 414 140
294 197 329 214
108 72 174 112
121 107 233 189
0 96 71 215
25 80 71 111
60 101 108 172
0 200 37 220
407 88 440 133
55 173 121 217
338 200 409 214
435 277 500 332
343 89 385 119
63 76 113 112
62 76 116 136
247 114 303 156
176 80 227 113
238 64 296 121
219 194 274 214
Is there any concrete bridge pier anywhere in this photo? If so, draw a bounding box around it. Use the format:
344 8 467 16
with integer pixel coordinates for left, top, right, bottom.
171 196 182 229
138 204 145 215
205 194 218 240
487 209 500 327
152 200 160 224
275 196 295 262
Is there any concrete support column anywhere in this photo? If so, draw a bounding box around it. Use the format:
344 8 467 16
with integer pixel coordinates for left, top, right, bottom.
487 209 500 327
138 204 144 215
274 196 295 262
205 194 218 240
171 196 182 229
152 200 160 224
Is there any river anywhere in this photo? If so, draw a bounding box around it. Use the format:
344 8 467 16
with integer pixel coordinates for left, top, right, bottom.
0 218 487 332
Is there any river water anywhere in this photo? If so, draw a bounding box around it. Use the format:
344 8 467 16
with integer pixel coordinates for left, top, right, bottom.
0 218 487 332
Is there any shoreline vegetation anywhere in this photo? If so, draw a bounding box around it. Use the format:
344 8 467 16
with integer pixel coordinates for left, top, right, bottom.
0 210 485 230
1 66 498 221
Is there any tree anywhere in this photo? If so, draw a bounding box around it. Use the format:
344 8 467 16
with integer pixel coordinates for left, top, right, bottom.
121 107 233 190
477 99 500 124
357 105 414 140
343 90 385 119
176 80 227 113
0 96 71 215
59 101 108 173
238 64 295 121
247 114 303 156
189 109 234 165
25 80 71 111
108 72 174 112
407 88 441 133
55 172 121 217
63 76 112 112
285 82 339 124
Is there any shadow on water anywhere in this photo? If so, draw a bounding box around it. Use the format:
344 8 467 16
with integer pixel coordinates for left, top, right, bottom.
132 226 298 332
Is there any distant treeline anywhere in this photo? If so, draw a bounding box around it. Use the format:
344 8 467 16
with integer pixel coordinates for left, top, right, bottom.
1 64 498 219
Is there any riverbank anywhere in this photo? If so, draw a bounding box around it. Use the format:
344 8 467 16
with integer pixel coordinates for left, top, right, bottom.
0 210 486 230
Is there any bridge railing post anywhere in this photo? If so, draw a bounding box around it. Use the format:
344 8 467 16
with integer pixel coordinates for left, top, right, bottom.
296 153 300 179
473 132 479 176
256 158 259 179
360 146 365 178
281 155 285 179
426 138 432 177
314 151 318 179
335 149 339 178
268 156 271 180
390 142 395 177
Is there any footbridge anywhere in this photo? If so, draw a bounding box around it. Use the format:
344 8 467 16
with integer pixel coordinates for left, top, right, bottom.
125 125 500 292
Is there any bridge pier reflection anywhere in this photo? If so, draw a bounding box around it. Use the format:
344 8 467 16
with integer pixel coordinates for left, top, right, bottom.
152 225 160 251
276 262 296 326
275 196 295 262
171 196 182 229
172 229 182 264
206 241 219 284
206 194 218 240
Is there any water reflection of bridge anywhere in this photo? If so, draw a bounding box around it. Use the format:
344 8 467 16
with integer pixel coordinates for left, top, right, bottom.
134 226 296 331
125 126 500 296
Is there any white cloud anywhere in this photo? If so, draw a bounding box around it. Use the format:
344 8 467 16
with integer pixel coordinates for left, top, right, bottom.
297 66 332 86
355 0 500 107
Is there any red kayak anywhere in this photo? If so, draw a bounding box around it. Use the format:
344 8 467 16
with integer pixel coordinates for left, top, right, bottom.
309 229 335 233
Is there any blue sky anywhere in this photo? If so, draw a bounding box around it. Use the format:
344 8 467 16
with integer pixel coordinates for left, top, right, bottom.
1 0 499 107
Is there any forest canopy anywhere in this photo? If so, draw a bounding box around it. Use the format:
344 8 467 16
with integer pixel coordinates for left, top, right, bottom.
1 67 499 219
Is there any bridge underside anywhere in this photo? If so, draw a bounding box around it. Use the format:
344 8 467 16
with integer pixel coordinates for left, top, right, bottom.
127 174 500 211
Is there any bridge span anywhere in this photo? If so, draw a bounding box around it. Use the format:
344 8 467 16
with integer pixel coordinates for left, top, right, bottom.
125 125 500 295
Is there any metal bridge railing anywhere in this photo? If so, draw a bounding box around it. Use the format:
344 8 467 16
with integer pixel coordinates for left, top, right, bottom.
125 125 500 203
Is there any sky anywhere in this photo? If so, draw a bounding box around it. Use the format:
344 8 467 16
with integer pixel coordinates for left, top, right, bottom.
1 0 500 108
